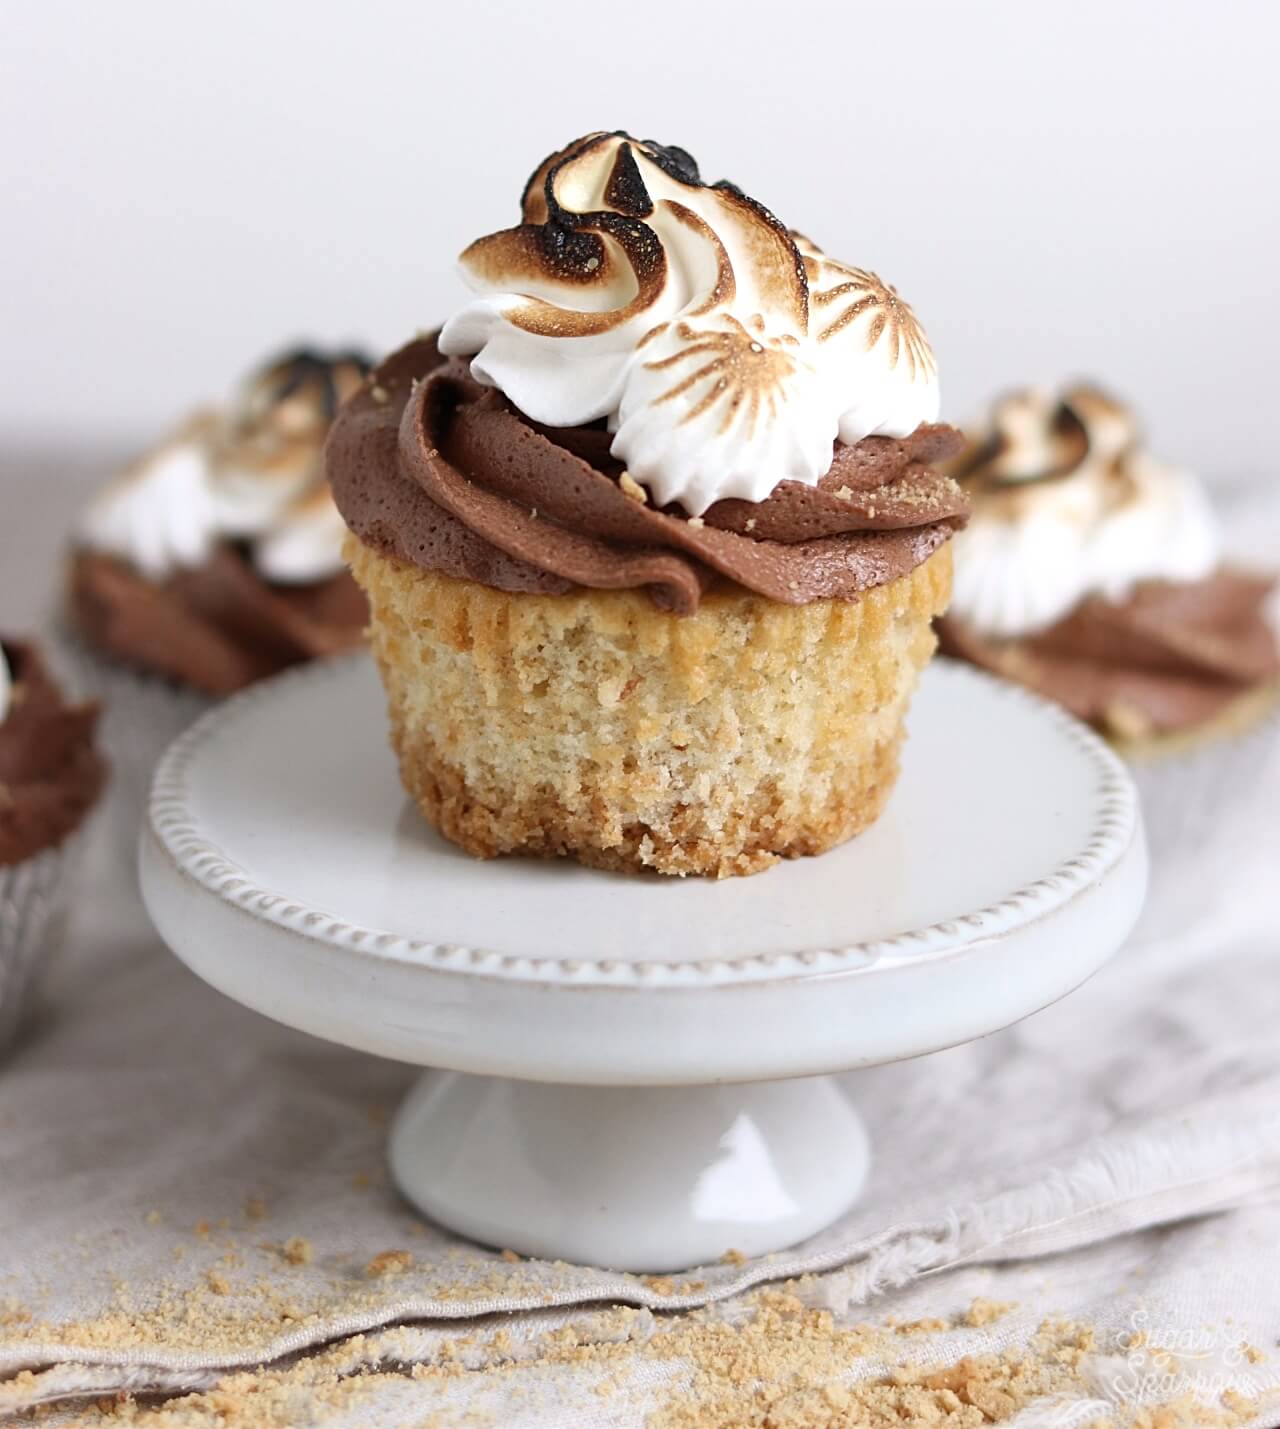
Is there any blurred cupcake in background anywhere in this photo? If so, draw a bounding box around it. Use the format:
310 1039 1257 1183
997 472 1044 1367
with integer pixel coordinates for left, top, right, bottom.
1 635 106 1052
65 347 372 839
938 383 1279 751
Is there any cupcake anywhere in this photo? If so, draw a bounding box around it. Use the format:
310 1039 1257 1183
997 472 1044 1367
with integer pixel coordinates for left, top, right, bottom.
328 132 967 877
66 347 372 825
1 636 106 1051
938 384 1279 749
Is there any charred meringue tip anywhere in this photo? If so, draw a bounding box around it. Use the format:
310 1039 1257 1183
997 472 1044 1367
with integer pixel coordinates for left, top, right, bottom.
440 131 940 513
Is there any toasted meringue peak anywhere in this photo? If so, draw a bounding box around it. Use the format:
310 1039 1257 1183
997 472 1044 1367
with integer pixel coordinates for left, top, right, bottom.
80 347 371 584
948 383 1220 638
439 132 939 512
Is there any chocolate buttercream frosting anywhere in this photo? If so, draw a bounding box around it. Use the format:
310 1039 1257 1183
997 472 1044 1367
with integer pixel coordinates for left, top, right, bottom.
0 638 106 866
327 336 968 615
940 571 1280 738
68 547 367 697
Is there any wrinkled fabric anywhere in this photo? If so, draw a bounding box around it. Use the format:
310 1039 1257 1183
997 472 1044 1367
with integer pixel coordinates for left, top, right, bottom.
0 451 1278 1425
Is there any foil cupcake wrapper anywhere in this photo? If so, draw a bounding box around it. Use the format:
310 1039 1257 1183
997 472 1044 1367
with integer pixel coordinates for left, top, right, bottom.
0 835 82 1056
56 633 214 867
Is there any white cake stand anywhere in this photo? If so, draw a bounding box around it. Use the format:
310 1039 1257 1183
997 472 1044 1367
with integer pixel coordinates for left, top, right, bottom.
140 654 1146 1272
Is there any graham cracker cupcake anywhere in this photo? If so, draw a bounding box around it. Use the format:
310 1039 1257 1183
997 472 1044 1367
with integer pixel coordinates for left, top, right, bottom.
1 636 106 1052
938 384 1279 753
329 132 968 877
65 347 372 835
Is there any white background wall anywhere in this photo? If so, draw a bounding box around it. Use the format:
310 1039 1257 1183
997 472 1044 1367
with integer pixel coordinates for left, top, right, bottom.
2 0 1277 476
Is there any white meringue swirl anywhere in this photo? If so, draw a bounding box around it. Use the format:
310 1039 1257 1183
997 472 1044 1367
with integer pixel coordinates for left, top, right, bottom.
79 350 369 585
949 385 1221 638
439 133 940 514
0 644 11 725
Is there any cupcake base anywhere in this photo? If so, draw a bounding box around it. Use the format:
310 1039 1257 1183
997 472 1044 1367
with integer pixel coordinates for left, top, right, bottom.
348 539 952 878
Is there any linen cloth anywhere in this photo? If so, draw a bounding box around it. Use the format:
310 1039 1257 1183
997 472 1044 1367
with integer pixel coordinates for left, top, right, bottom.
0 449 1278 1425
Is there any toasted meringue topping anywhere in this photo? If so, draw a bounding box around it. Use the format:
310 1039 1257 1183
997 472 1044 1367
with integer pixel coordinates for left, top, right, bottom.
948 384 1220 638
80 348 370 584
439 132 939 513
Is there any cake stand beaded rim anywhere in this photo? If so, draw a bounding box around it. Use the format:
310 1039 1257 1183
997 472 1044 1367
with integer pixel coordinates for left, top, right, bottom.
147 652 1139 987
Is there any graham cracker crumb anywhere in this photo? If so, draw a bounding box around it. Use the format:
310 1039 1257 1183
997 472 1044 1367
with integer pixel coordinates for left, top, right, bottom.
619 470 648 503
721 1248 748 1266
281 1237 313 1267
205 1270 230 1296
643 1275 676 1297
966 1297 1016 1328
25 1293 1268 1429
499 1249 521 1264
897 1316 949 1334
365 1250 414 1279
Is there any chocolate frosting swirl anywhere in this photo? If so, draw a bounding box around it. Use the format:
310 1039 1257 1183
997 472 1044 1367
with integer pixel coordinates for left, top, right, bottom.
327 337 967 614
68 547 367 697
940 570 1280 737
0 638 106 866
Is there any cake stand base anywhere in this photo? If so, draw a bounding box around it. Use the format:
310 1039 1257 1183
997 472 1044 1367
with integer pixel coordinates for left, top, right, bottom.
142 655 1146 1274
389 1071 870 1272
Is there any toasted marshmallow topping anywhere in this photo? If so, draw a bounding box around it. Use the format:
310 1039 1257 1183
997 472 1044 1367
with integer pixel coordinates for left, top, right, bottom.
80 349 370 584
949 384 1220 638
439 133 939 514
0 645 11 725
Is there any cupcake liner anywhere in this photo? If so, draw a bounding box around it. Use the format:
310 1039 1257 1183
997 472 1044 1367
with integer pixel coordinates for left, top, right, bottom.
57 632 213 867
1128 695 1280 947
0 834 82 1055
1132 694 1279 858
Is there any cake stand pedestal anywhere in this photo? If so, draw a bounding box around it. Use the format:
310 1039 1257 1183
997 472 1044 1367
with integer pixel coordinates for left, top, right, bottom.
140 655 1146 1272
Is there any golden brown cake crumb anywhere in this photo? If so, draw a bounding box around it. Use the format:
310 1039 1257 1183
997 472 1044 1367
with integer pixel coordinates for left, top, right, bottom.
348 539 952 878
